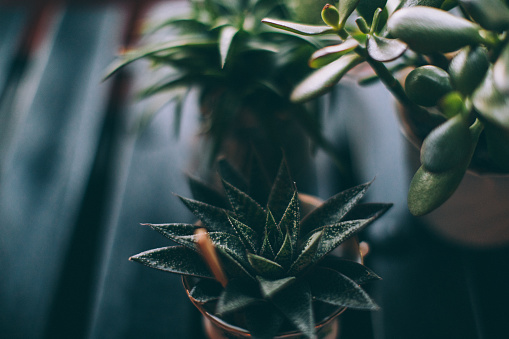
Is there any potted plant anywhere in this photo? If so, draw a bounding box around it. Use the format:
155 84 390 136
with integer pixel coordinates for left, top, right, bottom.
130 158 391 338
262 0 509 245
104 0 348 182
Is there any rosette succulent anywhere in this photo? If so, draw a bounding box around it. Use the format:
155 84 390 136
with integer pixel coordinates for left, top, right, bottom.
262 0 509 215
130 159 391 338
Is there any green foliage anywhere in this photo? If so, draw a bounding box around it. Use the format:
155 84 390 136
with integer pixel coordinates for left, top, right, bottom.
262 0 509 215
131 158 391 338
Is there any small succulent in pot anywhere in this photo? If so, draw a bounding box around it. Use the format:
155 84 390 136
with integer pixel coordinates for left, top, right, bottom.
262 0 509 216
130 158 391 338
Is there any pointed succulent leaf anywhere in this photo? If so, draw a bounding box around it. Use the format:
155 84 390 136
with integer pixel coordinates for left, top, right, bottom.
260 233 276 260
267 159 296 223
300 181 372 236
248 253 286 279
189 279 223 303
244 302 284 339
227 215 259 253
494 43 509 95
309 39 359 69
320 257 381 285
310 268 379 310
177 195 232 233
343 203 393 222
278 191 300 249
366 35 408 62
208 232 250 264
222 180 266 234
216 247 255 281
291 54 364 103
265 209 284 248
216 279 260 315
289 231 323 275
219 25 239 68
257 276 296 299
130 246 214 278
459 0 509 31
473 67 509 129
144 223 199 250
313 219 373 263
187 175 229 209
261 18 334 36
387 7 484 54
274 232 293 269
218 158 249 194
271 280 315 339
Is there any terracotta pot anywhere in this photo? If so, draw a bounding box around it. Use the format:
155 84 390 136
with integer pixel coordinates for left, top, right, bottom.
183 193 363 338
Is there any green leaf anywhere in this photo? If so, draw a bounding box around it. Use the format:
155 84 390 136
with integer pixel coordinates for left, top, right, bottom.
244 302 284 339
342 203 393 223
261 18 334 36
396 0 445 9
459 0 509 31
264 209 283 255
177 195 233 233
216 279 259 315
227 215 259 253
257 276 296 298
291 54 364 103
405 65 453 107
494 43 509 95
219 25 240 68
271 280 315 339
337 0 361 28
309 39 359 68
248 253 286 278
449 46 490 96
387 7 483 54
144 223 199 250
274 232 293 269
217 247 255 281
130 246 214 278
309 268 379 310
278 191 300 249
260 232 276 260
189 279 223 303
366 35 408 62
320 257 382 285
289 231 322 275
222 180 266 234
420 115 472 173
473 67 509 129
267 159 296 223
357 0 388 24
300 181 372 236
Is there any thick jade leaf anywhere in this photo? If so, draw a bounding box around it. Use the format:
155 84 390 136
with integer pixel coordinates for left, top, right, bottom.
217 158 249 194
473 68 509 129
342 203 393 222
257 276 296 298
143 223 199 250
396 0 445 9
189 279 223 303
405 65 453 107
219 25 239 68
407 165 466 216
313 220 372 263
177 195 233 233
103 37 215 79
227 215 259 253
288 231 322 275
494 43 509 95
449 46 490 96
309 268 379 310
309 39 359 68
271 280 315 339
244 302 284 339
319 257 382 285
222 180 266 234
291 54 364 103
267 159 296 223
337 0 361 28
187 175 229 209
387 7 483 54
459 0 509 31
248 253 286 278
130 246 214 278
278 192 300 248
357 0 388 24
420 115 472 173
216 279 259 315
261 18 334 36
366 34 408 62
274 232 293 269
300 181 372 236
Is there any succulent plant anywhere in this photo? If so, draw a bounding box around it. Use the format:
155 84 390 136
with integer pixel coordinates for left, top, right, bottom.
130 158 391 338
103 0 342 168
262 0 509 215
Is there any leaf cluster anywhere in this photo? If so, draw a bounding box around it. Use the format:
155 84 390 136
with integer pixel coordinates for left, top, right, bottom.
262 0 509 215
130 158 392 338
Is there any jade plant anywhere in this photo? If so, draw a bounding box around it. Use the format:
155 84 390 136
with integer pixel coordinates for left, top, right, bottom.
104 0 341 168
130 158 391 338
262 0 509 216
